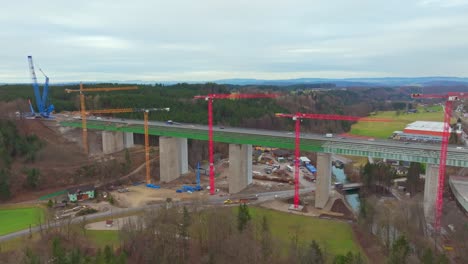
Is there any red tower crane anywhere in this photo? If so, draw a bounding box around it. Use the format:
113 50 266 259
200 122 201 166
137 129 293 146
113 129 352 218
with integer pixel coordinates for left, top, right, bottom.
275 112 393 208
411 92 467 232
194 93 279 195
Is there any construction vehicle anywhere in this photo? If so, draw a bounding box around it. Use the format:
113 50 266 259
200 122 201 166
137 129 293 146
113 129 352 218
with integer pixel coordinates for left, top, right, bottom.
85 107 170 185
65 84 138 154
176 162 203 193
27 56 54 118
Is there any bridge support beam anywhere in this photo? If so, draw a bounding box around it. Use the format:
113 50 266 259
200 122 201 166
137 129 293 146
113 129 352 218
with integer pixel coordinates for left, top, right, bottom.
315 152 331 209
123 132 134 148
159 137 188 182
228 144 253 193
102 131 125 154
423 164 439 223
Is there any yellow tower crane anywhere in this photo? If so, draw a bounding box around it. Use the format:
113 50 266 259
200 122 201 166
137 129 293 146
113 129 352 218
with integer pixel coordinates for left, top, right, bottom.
65 83 138 154
86 107 170 184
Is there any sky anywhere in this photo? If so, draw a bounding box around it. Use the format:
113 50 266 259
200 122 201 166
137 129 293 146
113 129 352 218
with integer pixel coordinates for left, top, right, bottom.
1 0 468 83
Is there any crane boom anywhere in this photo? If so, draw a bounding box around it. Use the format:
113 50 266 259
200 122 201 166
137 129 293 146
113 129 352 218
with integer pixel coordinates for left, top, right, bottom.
27 56 43 114
39 68 49 110
69 83 139 154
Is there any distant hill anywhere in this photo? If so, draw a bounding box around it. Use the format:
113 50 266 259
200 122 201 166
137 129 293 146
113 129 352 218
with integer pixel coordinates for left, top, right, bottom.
4 76 468 87
213 77 468 87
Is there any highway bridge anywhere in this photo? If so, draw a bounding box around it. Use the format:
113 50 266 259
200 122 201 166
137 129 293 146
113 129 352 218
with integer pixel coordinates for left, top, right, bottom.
60 117 468 167
60 116 467 221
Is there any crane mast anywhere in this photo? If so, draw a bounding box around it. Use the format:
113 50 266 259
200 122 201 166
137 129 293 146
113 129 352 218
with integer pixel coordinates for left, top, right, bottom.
275 112 393 208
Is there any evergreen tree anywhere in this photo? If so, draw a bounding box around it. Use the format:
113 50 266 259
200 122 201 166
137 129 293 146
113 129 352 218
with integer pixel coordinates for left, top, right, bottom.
237 203 251 232
26 168 40 189
388 235 410 264
261 215 272 262
52 237 66 264
407 162 421 196
0 169 11 200
302 240 324 264
22 247 41 264
104 245 115 264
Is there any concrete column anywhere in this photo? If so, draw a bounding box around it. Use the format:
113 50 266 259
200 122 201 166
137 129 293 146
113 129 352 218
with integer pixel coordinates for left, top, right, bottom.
315 152 331 209
178 138 189 174
228 144 253 193
159 137 181 183
102 131 124 154
123 132 134 148
424 164 439 224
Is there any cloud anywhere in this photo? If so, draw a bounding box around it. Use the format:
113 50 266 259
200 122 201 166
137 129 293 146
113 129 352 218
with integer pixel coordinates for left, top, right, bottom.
1 0 468 82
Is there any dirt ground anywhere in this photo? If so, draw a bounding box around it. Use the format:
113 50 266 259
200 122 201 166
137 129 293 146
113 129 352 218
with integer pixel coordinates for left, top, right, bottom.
110 185 211 208
85 215 140 231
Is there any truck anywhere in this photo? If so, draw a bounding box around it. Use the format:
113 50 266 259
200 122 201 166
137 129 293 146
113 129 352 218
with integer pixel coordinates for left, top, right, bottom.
325 133 333 138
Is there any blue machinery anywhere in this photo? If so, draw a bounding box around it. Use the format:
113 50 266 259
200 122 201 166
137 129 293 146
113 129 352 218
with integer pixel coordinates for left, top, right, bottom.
27 56 54 118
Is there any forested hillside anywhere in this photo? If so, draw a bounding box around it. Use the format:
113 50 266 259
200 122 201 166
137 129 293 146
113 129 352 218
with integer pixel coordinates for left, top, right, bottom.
0 83 420 133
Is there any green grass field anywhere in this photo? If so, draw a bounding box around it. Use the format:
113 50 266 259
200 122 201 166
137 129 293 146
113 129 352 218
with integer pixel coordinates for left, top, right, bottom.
0 207 44 236
249 207 362 257
86 230 120 248
350 106 446 139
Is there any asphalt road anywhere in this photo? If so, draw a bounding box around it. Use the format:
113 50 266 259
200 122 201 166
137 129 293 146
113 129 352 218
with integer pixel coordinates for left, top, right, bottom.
0 187 314 243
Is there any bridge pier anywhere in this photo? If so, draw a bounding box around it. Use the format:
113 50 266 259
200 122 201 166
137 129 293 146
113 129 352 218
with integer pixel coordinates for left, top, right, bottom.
102 131 125 154
315 152 331 209
123 132 134 148
159 137 188 182
423 164 439 223
228 144 253 193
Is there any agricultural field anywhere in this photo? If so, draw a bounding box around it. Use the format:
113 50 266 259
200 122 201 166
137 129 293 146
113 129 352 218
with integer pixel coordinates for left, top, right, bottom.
0 206 44 236
249 207 362 257
350 106 445 139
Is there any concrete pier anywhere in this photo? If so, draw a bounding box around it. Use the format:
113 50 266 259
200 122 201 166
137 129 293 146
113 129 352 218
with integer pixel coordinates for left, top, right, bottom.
159 137 189 182
228 144 253 193
315 152 332 208
423 164 439 223
123 132 134 148
102 131 124 154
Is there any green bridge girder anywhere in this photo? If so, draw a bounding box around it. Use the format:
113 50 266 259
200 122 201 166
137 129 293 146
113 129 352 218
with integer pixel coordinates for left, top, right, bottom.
60 121 324 152
61 121 468 167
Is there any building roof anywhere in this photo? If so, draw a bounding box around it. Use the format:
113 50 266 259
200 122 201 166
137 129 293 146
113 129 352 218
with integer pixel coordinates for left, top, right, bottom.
404 121 452 133
67 185 95 194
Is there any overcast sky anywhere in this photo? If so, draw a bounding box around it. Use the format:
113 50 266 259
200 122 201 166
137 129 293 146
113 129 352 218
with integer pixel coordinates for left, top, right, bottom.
2 0 468 83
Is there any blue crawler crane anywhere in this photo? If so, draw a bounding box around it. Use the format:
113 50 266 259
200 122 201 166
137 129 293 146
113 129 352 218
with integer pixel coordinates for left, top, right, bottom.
176 162 203 193
27 56 54 118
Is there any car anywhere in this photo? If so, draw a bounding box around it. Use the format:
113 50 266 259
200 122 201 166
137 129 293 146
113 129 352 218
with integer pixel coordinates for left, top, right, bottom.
404 142 410 145
166 120 173 125
219 126 225 129
456 146 464 150
287 132 293 135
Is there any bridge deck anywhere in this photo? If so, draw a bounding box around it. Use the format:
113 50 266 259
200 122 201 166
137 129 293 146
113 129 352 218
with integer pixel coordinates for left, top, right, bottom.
60 119 468 167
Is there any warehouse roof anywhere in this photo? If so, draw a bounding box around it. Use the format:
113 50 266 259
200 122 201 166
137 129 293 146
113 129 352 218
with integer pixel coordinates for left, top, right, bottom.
404 121 452 133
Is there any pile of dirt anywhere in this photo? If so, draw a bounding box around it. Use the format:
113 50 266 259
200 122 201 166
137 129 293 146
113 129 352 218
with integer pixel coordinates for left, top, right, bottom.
330 198 355 220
